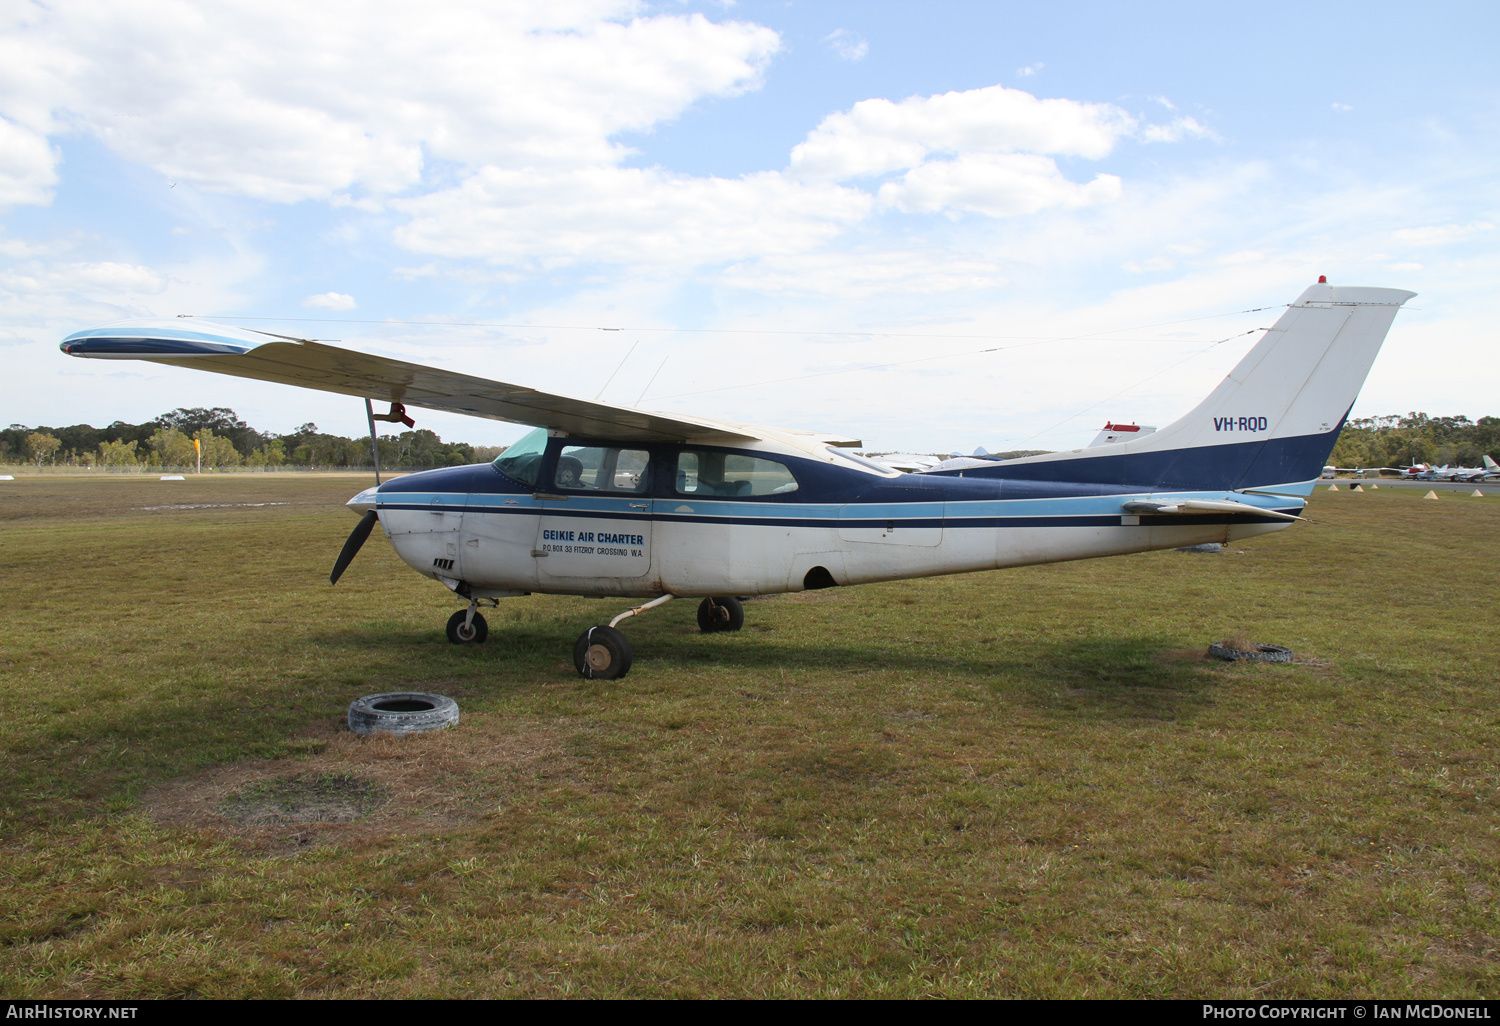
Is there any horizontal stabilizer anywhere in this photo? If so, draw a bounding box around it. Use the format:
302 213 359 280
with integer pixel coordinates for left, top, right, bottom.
1121 498 1306 522
60 319 757 443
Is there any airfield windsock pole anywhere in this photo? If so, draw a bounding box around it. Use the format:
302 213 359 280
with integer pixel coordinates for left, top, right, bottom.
194 436 201 474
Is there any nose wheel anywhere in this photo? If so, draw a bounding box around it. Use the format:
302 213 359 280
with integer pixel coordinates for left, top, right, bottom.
446 606 489 644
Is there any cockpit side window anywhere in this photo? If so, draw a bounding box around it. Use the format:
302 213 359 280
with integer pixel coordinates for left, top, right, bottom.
492 426 548 487
675 450 799 497
554 444 651 493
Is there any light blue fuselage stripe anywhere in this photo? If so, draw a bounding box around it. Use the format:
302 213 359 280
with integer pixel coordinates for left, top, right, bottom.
380 488 1303 527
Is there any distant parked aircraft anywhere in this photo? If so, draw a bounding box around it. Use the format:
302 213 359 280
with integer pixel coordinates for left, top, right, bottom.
1426 456 1500 482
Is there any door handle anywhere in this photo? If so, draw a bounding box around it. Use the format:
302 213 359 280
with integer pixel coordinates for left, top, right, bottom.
629 503 650 509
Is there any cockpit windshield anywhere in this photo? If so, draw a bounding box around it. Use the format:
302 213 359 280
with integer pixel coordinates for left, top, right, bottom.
492 426 548 486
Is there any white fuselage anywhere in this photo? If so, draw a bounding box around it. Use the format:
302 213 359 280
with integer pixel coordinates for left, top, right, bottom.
374 434 1297 600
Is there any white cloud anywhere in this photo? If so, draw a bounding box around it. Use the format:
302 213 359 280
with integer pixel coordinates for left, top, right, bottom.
718 249 1009 299
789 85 1136 181
0 260 165 297
394 166 871 266
825 29 868 62
1016 63 1044 78
2 1 780 203
303 292 356 310
1140 115 1219 143
3 6 1218 274
878 154 1122 219
1332 102 1353 112
1391 222 1492 247
0 116 58 207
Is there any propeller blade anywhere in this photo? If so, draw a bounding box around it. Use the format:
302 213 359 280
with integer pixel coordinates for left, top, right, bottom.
330 509 379 585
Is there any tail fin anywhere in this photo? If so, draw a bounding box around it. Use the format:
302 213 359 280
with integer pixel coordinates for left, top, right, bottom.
985 283 1414 492
1485 455 1499 473
1148 284 1413 460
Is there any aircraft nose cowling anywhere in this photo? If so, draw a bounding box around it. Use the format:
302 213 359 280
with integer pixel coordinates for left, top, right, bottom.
346 485 380 515
375 462 498 497
370 463 500 586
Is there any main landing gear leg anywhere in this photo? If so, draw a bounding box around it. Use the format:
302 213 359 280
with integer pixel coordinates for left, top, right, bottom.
446 598 495 645
573 594 674 680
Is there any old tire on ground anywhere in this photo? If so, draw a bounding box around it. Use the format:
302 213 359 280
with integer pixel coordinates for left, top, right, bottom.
446 609 488 644
696 596 745 633
348 692 460 737
574 625 633 679
1208 642 1293 663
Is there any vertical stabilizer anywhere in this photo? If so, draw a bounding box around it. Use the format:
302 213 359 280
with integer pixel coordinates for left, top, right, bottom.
1147 284 1414 455
970 282 1415 492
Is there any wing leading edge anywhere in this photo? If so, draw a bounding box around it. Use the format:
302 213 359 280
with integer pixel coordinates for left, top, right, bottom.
60 319 757 444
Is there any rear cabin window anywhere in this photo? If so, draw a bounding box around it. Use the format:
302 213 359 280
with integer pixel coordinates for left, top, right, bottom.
675 451 798 497
554 445 650 494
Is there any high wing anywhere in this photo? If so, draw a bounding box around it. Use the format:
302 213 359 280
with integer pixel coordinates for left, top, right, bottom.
60 319 758 444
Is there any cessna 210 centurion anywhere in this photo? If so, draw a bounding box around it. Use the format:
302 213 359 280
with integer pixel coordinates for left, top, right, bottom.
61 280 1413 679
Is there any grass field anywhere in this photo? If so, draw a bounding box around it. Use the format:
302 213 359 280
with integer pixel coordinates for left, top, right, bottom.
1 473 1496 998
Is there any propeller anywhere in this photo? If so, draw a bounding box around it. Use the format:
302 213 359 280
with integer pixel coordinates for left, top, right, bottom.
331 509 379 585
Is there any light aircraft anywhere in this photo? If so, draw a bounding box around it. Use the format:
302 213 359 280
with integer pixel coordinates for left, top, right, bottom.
1371 459 1497 482
1425 456 1500 482
60 280 1413 679
1375 461 1434 480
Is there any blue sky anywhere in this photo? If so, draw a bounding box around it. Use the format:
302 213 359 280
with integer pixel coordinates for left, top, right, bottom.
3 1 1496 452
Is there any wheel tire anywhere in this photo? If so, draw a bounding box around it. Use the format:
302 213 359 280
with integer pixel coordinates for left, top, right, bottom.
348 692 460 737
696 596 745 633
446 610 488 645
1207 641 1292 663
573 626 633 679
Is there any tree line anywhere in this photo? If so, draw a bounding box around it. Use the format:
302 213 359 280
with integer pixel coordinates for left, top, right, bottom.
6 406 1495 473
1 407 505 471
1328 412 1499 470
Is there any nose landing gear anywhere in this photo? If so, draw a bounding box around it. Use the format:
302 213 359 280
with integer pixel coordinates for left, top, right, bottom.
446 599 497 645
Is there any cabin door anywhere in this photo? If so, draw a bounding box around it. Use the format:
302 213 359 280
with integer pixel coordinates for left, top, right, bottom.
534 442 655 585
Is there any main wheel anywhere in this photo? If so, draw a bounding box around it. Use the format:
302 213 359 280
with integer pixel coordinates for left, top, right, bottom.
574 625 633 679
446 609 488 644
696 596 745 633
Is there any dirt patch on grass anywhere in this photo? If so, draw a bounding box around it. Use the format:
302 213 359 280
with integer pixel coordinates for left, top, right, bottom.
140 715 576 852
218 773 388 825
